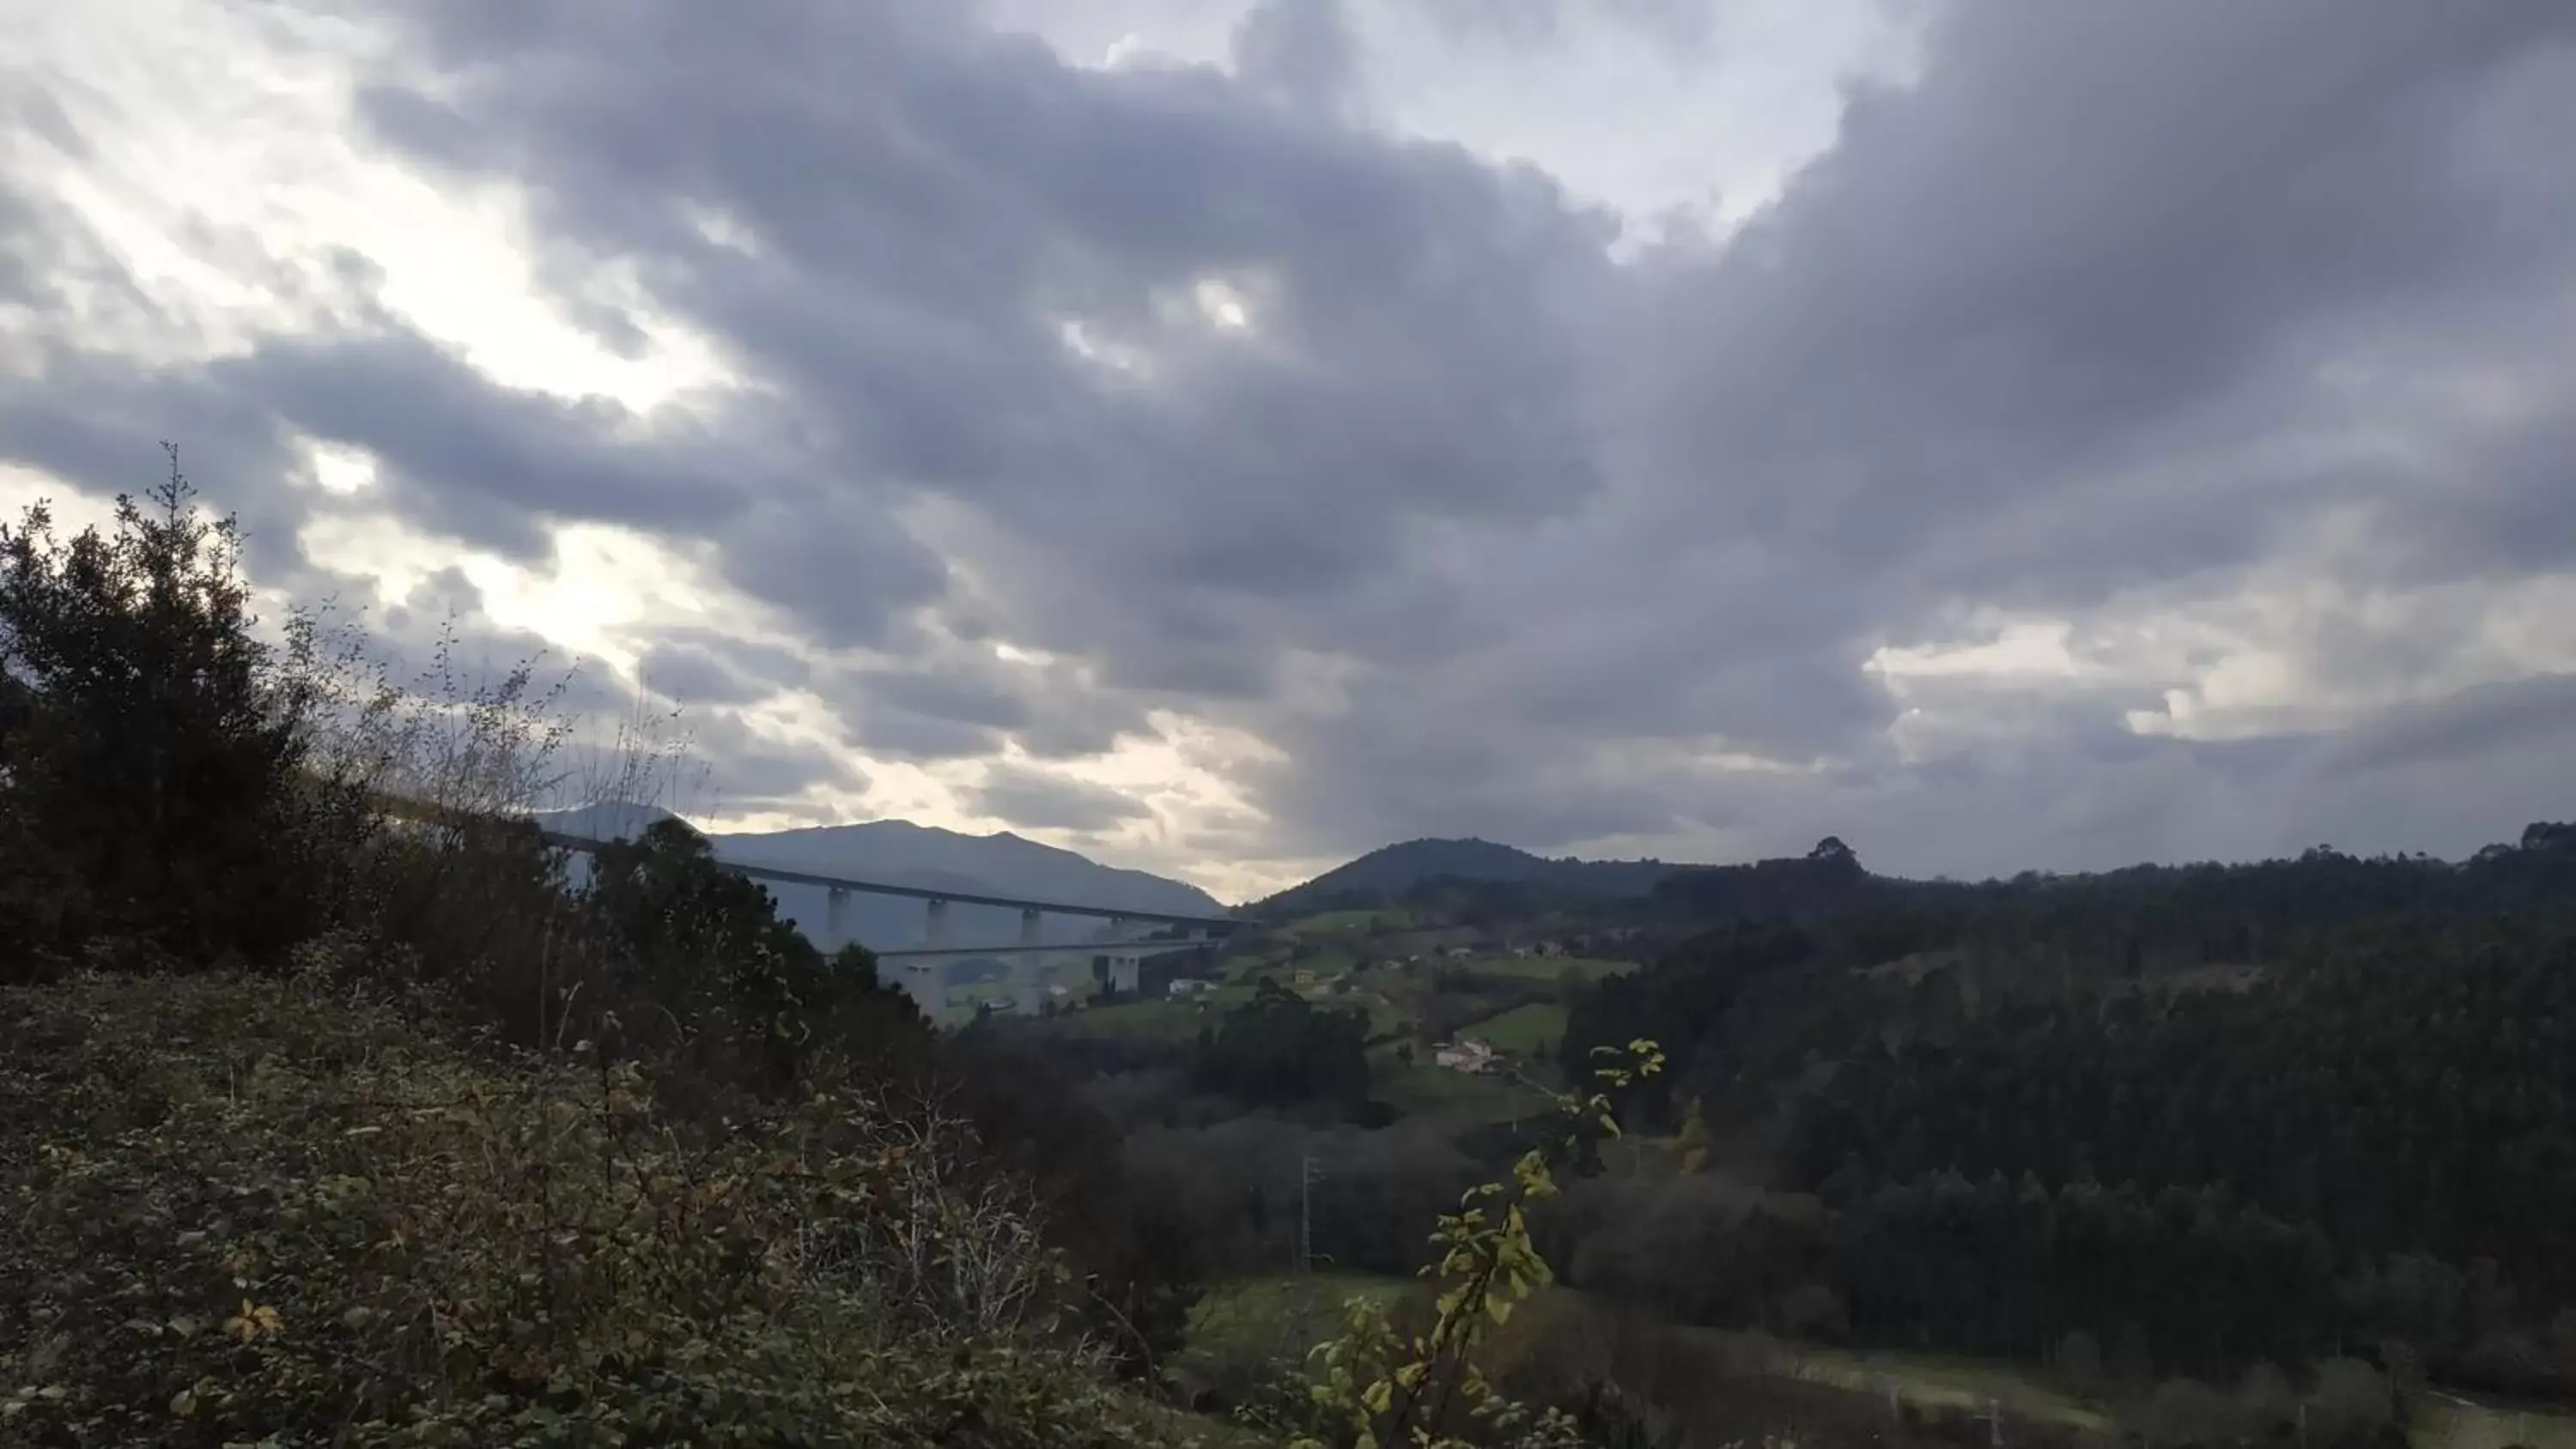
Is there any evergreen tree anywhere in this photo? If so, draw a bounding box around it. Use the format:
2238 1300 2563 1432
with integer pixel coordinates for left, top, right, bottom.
0 450 336 973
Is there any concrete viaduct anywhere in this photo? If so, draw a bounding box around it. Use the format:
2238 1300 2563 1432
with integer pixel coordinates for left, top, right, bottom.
537 828 1242 1014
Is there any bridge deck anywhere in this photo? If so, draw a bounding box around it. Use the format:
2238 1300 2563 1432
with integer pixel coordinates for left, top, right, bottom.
538 829 1242 931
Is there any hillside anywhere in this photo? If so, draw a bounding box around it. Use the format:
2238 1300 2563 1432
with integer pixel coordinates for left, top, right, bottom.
0 968 1233 1447
1259 836 1685 916
538 803 1226 949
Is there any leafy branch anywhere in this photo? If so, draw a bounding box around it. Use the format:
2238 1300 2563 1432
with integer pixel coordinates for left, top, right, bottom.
1288 1039 1664 1449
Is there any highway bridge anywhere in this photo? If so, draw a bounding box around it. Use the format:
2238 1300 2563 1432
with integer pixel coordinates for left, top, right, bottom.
536 828 1242 1012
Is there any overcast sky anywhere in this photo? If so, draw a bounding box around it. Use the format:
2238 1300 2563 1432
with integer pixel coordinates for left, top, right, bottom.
5 0 2573 901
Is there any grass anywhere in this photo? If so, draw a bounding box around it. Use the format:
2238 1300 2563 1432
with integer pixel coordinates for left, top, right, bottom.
1370 1050 1555 1124
1187 1270 1414 1355
1458 1001 1566 1058
1290 909 1415 934
1460 954 1637 984
1285 947 1357 977
1039 997 1216 1042
1174 1270 1417 1414
2413 1391 2576 1449
1781 1344 2112 1431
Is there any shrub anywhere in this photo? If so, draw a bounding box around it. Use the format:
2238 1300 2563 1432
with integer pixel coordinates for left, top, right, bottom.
0 967 1236 1447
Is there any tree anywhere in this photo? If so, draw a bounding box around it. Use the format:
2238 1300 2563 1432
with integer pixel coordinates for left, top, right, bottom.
0 450 337 971
1192 976 1372 1111
585 816 925 1090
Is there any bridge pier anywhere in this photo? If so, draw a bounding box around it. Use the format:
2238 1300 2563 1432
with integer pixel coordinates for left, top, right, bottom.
925 897 951 950
900 963 940 1016
824 888 850 951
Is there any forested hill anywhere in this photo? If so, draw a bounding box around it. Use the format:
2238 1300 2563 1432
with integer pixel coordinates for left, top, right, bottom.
1545 822 2576 1404
1253 835 1684 916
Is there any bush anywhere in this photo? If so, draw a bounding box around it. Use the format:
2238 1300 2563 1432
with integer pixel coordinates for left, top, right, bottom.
0 967 1234 1447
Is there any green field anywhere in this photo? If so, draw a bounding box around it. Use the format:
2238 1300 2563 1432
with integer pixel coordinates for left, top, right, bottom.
1370 1050 1554 1122
1459 1001 1566 1058
2414 1392 2576 1449
1458 953 1637 983
1179 1269 2576 1449
1176 1270 1417 1404
1188 1270 1413 1348
1033 997 1214 1041
1291 909 1418 934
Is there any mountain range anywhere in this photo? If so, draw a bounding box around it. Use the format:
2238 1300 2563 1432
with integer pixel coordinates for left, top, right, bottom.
536 803 1225 951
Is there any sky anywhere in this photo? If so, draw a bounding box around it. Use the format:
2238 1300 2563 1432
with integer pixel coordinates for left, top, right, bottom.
3 0 2573 903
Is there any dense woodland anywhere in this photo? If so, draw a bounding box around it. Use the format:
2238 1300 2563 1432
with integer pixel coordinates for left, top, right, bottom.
1543 836 2576 1404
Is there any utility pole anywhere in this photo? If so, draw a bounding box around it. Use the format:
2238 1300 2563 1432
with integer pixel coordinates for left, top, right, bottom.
1299 1155 1319 1273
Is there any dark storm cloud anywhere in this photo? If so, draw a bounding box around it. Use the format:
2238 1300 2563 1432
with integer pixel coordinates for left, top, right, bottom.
353 0 1614 629
969 764 1151 834
5 0 2572 874
1624 2 2576 596
1249 0 2576 857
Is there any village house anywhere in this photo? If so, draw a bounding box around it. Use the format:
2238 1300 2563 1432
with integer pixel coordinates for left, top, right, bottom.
1433 1039 1499 1075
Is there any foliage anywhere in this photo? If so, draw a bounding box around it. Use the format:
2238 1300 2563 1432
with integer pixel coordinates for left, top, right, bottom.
0 967 1232 1447
1259 1040 1664 1449
1193 978 1375 1113
0 450 364 974
0 456 1213 1423
1790 923 2576 1393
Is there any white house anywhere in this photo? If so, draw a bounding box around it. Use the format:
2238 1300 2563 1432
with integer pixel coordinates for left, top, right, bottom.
1433 1039 1499 1075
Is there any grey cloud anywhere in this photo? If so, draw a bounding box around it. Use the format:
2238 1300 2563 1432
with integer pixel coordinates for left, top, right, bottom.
820 652 1145 766
682 712 866 809
969 764 1151 833
6 0 2573 876
381 566 485 635
2316 674 2576 781
637 640 768 707
837 703 1007 766
1414 0 1717 55
216 330 750 560
1230 0 2576 859
1626 2 2576 594
860 665 1033 733
1233 0 1360 117
355 0 1615 621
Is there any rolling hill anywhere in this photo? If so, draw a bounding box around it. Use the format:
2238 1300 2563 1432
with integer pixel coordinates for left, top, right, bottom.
1255 836 1686 917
